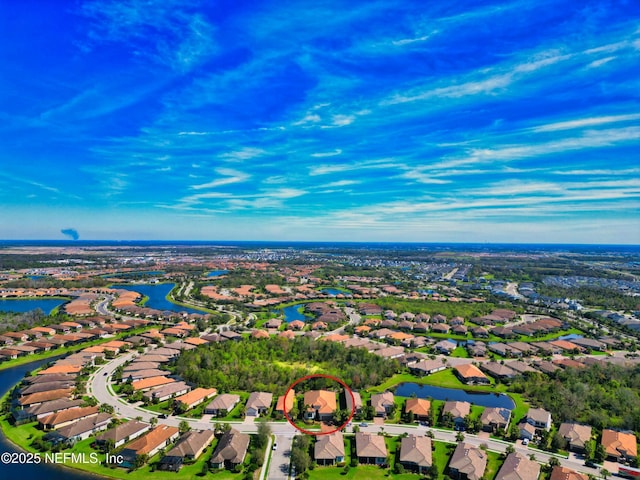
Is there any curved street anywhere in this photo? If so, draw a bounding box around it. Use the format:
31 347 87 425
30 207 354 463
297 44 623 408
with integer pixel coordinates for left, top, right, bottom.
88 350 606 479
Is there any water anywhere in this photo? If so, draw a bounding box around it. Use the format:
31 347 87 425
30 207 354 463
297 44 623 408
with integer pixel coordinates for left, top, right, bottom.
207 270 228 277
320 288 351 296
395 383 515 410
0 299 66 314
277 304 312 323
0 357 100 480
558 333 582 341
113 284 208 314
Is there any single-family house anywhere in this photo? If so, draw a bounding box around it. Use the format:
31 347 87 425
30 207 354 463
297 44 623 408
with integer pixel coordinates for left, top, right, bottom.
345 391 362 416
314 431 345 465
355 432 388 465
245 392 273 417
601 429 637 462
174 388 217 411
495 452 540 480
398 435 432 474
526 407 552 431
519 422 536 441
442 401 471 429
454 364 490 384
96 420 151 449
158 429 215 471
549 466 589 480
448 442 487 480
558 423 592 453
304 390 337 421
119 425 180 467
204 394 240 417
143 381 191 403
405 398 430 422
370 392 395 417
39 405 99 430
47 413 112 444
210 429 250 469
409 359 447 376
480 407 511 433
275 389 295 415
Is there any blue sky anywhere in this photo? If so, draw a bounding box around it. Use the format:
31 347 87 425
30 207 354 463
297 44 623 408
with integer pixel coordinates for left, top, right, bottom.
1 0 639 243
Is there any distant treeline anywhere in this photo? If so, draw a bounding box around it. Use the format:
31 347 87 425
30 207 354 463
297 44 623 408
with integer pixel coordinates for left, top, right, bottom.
175 336 400 396
372 297 500 319
509 363 640 433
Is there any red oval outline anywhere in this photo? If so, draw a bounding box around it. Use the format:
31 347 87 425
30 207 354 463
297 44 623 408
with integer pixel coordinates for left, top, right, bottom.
283 373 355 436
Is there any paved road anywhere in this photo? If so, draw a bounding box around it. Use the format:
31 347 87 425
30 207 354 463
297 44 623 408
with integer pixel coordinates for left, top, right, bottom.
267 434 294 480
90 352 609 479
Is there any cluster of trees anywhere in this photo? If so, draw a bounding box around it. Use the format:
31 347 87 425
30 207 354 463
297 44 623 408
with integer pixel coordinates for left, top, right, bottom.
373 297 498 319
290 435 312 478
509 364 640 433
175 336 400 395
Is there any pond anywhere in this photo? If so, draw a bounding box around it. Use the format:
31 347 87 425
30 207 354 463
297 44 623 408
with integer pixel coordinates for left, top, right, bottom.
207 270 229 277
275 304 313 323
395 383 515 410
0 357 98 480
0 298 67 314
320 288 351 296
113 283 208 315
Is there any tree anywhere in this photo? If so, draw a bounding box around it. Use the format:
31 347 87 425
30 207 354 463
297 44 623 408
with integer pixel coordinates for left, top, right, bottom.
256 422 271 449
179 420 191 434
456 431 465 442
150 416 158 426
291 435 311 475
601 468 610 480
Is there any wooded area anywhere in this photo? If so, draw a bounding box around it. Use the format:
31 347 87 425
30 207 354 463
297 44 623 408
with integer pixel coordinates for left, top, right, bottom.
175 336 400 395
509 363 640 433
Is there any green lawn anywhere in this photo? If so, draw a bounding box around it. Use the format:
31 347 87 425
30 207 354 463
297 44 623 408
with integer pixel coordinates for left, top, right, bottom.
484 450 505 480
432 440 455 479
308 464 412 479
450 346 470 358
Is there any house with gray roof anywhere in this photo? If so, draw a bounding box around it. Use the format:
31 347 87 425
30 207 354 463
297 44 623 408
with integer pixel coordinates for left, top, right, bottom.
210 429 250 470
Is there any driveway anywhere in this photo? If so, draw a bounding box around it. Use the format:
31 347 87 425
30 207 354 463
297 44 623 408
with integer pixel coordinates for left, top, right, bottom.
267 434 294 480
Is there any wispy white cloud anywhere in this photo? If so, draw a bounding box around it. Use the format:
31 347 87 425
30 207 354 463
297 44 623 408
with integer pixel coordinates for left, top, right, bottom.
310 149 343 158
191 168 250 190
532 113 640 132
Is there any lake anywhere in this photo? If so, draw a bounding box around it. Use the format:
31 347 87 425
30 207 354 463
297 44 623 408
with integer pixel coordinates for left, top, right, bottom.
113 284 208 315
0 357 99 480
395 383 515 410
321 288 351 296
0 299 66 314
207 270 228 277
276 304 313 323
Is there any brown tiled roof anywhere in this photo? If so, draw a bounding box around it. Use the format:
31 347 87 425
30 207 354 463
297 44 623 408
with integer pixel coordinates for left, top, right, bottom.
442 400 471 419
405 398 430 417
399 435 432 467
304 390 336 415
125 424 179 455
549 466 588 480
315 432 345 460
355 432 387 458
131 376 175 391
96 420 150 444
40 405 98 428
602 429 637 458
19 388 73 406
449 443 487 480
495 452 540 480
210 429 250 465
165 429 214 458
206 394 240 412
174 388 217 408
